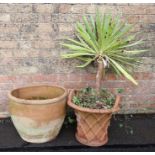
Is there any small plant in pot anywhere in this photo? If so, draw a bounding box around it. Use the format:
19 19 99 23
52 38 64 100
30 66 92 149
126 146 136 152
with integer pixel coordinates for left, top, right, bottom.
61 11 146 147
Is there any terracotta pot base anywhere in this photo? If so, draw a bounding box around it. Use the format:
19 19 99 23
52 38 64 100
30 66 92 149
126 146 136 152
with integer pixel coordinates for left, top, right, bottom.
75 110 112 146
20 134 56 144
76 132 108 147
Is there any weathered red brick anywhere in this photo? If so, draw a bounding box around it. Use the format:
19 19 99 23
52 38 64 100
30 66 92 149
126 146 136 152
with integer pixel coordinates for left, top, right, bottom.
59 4 72 13
56 74 69 82
33 4 53 13
0 41 17 49
119 5 147 15
105 73 117 80
146 6 155 14
32 41 55 49
81 73 96 81
63 81 87 89
0 76 16 83
68 73 81 81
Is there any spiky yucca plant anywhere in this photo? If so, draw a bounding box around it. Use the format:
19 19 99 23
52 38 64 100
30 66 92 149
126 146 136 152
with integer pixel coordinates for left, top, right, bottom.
61 11 146 94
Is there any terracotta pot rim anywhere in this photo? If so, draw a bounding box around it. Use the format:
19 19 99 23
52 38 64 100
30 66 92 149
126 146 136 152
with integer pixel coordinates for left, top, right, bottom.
68 89 121 114
8 85 68 105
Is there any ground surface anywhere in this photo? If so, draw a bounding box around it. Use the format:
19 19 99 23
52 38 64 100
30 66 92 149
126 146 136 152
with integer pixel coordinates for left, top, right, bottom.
0 114 155 152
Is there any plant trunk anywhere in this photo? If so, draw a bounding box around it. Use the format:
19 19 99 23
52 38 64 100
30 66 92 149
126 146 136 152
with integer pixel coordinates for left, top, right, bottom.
96 61 104 94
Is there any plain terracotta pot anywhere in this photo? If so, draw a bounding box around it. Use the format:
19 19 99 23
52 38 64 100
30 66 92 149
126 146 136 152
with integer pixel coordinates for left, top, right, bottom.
68 89 121 147
8 85 68 143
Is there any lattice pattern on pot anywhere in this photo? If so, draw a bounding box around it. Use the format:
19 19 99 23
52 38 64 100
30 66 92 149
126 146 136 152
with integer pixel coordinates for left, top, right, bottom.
75 111 112 143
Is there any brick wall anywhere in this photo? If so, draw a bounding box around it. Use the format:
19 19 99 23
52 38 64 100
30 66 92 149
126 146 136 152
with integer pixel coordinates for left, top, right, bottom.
0 3 155 117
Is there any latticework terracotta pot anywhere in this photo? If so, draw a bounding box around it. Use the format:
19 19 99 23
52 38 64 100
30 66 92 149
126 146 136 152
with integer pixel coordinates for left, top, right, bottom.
68 89 121 147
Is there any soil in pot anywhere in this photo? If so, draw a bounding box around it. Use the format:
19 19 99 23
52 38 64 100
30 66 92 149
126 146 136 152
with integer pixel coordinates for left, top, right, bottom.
72 87 116 110
8 85 68 143
68 87 121 147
